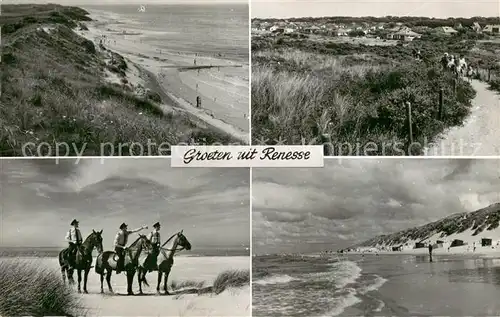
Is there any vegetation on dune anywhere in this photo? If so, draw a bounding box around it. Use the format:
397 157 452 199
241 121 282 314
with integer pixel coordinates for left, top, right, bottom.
347 203 500 249
0 4 236 156
169 269 250 295
252 25 499 154
0 259 84 316
212 269 250 294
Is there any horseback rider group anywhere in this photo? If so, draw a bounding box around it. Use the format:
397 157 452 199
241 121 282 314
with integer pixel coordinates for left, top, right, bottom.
65 219 163 274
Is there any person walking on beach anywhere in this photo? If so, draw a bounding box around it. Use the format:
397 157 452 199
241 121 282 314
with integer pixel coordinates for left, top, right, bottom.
114 223 148 274
428 243 433 262
66 219 83 267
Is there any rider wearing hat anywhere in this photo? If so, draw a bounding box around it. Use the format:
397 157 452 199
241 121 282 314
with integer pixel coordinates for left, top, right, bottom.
147 222 162 271
65 219 83 267
114 223 148 274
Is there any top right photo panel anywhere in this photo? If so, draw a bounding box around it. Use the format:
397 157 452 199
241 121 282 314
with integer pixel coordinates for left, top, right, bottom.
251 0 500 156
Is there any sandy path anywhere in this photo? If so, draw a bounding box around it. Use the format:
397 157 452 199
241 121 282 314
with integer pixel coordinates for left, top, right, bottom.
426 79 500 156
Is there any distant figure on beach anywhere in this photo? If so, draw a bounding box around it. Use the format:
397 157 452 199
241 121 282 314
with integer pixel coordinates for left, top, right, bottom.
428 243 433 262
473 242 476 252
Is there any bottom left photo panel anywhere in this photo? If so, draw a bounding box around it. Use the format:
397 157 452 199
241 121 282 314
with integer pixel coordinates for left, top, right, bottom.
0 158 250 316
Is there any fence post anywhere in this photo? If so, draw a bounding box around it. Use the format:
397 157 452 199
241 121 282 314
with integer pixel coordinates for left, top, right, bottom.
320 134 332 156
196 96 201 108
488 68 491 82
438 88 444 120
406 101 413 149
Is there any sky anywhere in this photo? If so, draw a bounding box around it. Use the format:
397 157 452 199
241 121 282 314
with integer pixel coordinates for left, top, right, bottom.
3 0 247 4
0 159 250 249
252 0 500 18
252 159 500 255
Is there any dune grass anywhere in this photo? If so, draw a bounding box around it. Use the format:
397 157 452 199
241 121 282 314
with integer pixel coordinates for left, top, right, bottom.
0 4 236 156
0 259 84 316
252 45 475 155
169 269 250 295
212 269 250 294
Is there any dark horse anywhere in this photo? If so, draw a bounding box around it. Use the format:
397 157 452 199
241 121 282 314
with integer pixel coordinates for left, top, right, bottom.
58 230 104 293
138 230 192 295
95 234 152 295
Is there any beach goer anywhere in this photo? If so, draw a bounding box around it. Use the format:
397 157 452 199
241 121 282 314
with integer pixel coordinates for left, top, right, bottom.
147 222 161 271
428 243 433 261
66 219 83 267
114 223 148 274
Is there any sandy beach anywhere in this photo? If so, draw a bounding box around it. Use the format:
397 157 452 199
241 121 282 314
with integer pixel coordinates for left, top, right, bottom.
3 256 250 316
78 7 249 143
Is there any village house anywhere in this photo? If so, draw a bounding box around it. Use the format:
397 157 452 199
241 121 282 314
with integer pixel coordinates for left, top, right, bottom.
472 22 482 33
439 26 459 35
483 24 500 34
387 26 421 41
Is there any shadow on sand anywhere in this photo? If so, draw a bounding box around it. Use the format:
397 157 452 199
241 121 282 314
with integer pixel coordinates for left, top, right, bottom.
103 286 214 297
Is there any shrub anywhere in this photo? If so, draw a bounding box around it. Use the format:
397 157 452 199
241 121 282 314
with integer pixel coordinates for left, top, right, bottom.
212 269 250 295
0 259 84 316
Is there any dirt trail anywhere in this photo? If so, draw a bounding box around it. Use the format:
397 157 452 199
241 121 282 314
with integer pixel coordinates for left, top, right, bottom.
426 79 500 156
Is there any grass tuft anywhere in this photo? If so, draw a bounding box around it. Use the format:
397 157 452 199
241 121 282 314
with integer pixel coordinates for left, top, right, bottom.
212 269 250 295
0 259 84 316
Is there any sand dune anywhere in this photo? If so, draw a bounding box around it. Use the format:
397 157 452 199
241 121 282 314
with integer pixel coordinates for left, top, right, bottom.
5 256 250 316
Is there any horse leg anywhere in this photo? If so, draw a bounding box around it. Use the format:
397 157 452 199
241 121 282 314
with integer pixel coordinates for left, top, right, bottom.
156 271 163 294
163 267 172 295
61 266 67 283
127 270 135 295
77 269 82 293
68 267 75 285
100 273 104 294
106 269 114 293
137 268 143 295
83 268 90 294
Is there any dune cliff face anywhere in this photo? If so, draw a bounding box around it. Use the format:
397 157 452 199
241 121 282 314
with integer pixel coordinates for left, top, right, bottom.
344 202 500 250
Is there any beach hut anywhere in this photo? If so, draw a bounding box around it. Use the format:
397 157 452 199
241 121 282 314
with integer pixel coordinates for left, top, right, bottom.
450 239 465 247
481 238 493 247
414 242 426 249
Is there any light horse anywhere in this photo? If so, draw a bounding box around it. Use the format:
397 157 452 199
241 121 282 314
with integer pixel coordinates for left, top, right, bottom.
95 234 153 295
58 230 104 294
139 230 192 295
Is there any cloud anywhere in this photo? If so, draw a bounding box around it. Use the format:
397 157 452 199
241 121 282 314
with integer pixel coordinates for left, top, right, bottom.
0 159 250 249
251 0 499 18
252 159 500 254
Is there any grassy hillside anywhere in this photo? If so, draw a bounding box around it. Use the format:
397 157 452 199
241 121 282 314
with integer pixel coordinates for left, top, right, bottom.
0 4 235 156
344 202 500 250
252 22 500 154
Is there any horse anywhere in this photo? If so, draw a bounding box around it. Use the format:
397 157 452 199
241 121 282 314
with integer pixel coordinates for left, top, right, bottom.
58 230 104 294
139 230 192 295
95 234 152 295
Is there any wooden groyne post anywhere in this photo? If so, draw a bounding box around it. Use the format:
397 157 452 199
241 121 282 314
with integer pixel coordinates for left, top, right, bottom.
438 88 444 120
406 101 413 147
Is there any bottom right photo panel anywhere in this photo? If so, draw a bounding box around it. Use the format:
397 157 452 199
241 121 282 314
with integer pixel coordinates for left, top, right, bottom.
252 158 500 317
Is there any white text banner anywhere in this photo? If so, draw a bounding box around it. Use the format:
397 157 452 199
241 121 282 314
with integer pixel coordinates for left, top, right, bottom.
171 146 324 167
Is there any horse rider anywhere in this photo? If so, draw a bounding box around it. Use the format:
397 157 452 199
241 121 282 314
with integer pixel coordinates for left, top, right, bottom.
65 219 83 267
114 223 148 274
147 222 162 271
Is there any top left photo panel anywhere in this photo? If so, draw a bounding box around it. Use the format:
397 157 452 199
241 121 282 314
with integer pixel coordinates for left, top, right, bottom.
0 0 250 157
